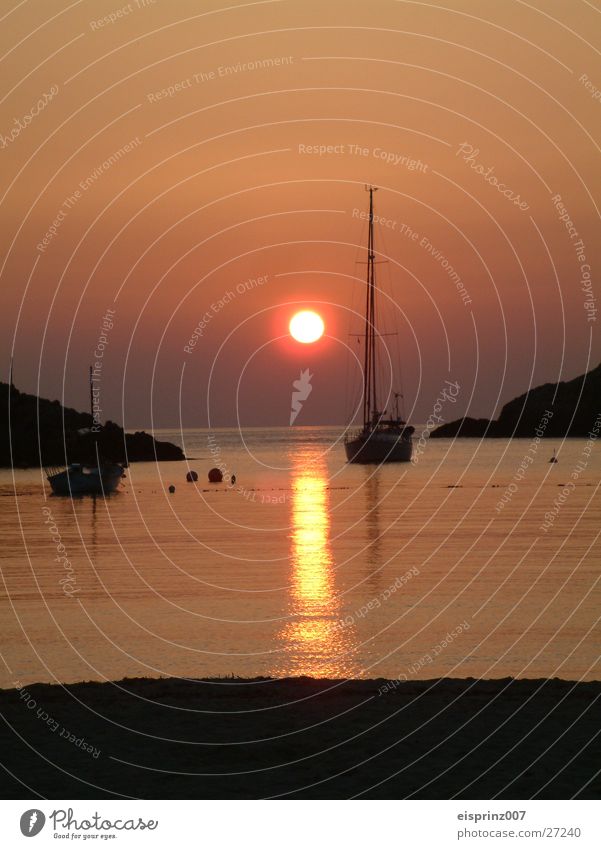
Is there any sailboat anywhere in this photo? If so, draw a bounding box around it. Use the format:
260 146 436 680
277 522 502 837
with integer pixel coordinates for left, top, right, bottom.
344 186 414 464
45 367 125 495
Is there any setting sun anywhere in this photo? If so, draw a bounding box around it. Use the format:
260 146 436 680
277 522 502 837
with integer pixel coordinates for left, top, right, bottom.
289 310 325 344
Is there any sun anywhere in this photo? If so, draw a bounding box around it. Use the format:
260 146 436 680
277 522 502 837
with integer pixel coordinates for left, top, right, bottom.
289 310 325 344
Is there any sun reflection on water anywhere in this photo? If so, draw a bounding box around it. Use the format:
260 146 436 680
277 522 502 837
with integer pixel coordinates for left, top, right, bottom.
278 450 353 677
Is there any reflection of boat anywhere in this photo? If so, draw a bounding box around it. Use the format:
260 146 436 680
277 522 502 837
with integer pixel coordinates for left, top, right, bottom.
364 469 383 576
45 366 124 496
46 462 124 495
345 186 414 464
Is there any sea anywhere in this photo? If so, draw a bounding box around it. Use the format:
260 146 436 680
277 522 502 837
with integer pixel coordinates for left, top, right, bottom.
1 427 599 688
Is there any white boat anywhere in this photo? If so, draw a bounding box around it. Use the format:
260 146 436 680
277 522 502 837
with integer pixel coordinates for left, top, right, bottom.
345 186 414 464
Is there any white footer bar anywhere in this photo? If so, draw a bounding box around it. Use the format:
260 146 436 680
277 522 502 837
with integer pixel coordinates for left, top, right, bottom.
1 800 599 848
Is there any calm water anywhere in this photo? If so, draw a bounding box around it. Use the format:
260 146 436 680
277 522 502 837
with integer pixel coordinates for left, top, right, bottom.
1 427 599 687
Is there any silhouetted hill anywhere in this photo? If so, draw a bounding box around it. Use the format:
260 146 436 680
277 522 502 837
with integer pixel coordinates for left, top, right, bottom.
1 382 185 467
431 363 601 438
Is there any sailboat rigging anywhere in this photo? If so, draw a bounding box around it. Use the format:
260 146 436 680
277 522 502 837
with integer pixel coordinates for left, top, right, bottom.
344 186 414 463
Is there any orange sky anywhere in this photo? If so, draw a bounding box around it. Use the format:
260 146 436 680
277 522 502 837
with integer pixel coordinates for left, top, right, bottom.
1 0 600 427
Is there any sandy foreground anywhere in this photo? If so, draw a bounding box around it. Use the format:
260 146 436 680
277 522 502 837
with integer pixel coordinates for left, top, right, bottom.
0 677 599 799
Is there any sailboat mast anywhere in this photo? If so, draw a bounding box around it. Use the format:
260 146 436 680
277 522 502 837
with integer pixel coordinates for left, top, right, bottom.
362 186 378 428
362 192 371 427
369 188 378 421
89 365 94 422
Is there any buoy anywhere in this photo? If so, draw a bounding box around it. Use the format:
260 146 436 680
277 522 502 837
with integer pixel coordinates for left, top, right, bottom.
186 470 198 482
208 467 223 483
168 485 176 493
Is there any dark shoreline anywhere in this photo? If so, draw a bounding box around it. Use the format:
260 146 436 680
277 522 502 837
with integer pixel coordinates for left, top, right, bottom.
430 362 600 439
1 381 185 467
1 676 599 799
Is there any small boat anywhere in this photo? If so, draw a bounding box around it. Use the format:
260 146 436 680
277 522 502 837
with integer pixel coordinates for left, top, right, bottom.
45 366 125 495
345 186 414 464
46 462 124 495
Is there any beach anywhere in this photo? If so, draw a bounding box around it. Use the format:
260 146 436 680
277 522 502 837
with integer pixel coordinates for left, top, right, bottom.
1 676 599 799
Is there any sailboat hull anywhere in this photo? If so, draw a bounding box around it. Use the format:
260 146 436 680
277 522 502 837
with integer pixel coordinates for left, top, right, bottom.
345 431 413 464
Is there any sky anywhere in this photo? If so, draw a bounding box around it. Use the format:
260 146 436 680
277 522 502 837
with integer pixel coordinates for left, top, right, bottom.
1 0 600 429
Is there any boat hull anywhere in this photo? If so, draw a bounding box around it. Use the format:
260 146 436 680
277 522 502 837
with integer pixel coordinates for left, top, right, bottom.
47 464 123 495
345 431 413 464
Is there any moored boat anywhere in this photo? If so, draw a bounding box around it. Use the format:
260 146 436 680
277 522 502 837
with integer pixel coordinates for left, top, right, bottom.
45 366 125 495
46 462 124 495
345 186 414 464
344 419 413 464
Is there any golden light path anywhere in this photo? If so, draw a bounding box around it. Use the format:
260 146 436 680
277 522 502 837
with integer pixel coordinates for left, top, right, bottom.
280 450 351 677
